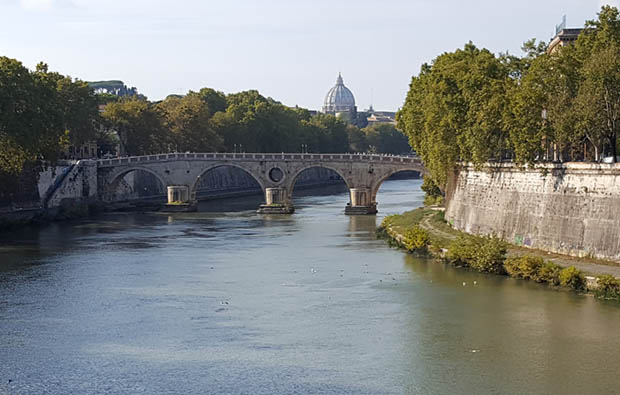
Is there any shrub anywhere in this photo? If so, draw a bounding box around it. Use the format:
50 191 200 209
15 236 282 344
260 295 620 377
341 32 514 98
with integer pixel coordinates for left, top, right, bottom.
538 262 562 286
518 256 545 281
380 215 397 229
447 235 478 267
421 176 443 206
503 256 521 277
470 236 507 274
594 274 620 301
375 226 389 240
401 225 430 252
424 194 444 206
376 215 396 240
559 266 586 291
448 235 507 274
503 256 562 284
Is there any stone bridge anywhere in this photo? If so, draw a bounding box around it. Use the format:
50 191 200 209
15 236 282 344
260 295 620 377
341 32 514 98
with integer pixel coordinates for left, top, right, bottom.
97 152 425 214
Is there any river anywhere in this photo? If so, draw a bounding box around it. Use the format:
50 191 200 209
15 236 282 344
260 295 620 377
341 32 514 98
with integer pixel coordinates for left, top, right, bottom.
1 179 619 394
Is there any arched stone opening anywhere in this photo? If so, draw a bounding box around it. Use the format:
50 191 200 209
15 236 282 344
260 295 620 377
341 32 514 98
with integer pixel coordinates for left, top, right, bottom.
287 166 350 203
370 168 424 209
192 164 265 202
107 168 167 203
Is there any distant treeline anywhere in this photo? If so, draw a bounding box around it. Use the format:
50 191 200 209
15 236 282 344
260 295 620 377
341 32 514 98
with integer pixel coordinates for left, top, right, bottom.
101 89 409 157
397 6 620 186
0 57 410 183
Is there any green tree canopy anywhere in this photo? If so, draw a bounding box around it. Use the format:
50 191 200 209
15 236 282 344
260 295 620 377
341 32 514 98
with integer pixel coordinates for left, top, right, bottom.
101 98 167 156
362 124 410 154
397 43 510 186
398 5 620 185
0 57 100 173
156 93 223 152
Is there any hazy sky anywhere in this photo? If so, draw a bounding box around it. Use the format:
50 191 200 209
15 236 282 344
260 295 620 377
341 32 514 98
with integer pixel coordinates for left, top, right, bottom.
1 0 617 111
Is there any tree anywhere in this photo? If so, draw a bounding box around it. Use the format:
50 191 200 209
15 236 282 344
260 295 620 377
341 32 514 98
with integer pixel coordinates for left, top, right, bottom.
302 114 349 153
156 93 223 152
347 124 368 152
101 98 167 156
363 124 410 154
196 87 227 114
397 43 510 187
0 58 100 171
508 47 581 163
574 6 620 161
0 57 39 173
576 43 620 161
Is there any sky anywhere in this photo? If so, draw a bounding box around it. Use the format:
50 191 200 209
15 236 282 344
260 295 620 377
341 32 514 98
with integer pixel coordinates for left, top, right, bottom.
1 0 618 111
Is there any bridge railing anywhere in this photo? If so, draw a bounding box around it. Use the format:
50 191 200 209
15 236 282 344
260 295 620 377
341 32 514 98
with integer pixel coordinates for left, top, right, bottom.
97 153 422 167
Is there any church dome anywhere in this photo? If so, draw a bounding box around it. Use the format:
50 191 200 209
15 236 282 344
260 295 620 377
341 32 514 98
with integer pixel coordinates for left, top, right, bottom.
323 73 356 114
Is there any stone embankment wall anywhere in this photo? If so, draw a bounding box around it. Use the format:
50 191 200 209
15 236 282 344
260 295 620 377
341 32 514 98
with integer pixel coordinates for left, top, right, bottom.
0 160 98 227
445 163 620 261
45 161 98 210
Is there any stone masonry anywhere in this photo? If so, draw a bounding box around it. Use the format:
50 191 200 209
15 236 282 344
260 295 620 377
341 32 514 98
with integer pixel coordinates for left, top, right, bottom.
445 163 620 261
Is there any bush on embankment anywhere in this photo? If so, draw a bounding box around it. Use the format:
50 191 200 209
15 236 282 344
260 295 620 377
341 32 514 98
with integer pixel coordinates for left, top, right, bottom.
594 274 620 301
558 266 587 291
377 215 431 253
379 209 618 299
503 255 587 290
447 235 507 274
401 225 430 252
504 255 564 284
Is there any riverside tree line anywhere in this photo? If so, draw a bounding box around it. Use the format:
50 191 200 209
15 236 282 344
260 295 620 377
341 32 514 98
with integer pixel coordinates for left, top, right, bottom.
397 6 620 187
0 59 410 189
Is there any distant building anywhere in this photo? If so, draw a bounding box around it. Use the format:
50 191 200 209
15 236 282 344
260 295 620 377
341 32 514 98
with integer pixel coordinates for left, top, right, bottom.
547 16 582 54
321 74 398 127
88 80 139 97
322 73 357 121
365 106 396 126
63 141 98 159
547 28 582 54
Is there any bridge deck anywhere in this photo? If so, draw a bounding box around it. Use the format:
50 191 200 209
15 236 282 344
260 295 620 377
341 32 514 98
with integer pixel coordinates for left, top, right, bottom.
97 153 422 168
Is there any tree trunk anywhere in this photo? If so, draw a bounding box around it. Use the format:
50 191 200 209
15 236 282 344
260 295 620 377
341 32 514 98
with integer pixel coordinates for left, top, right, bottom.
611 133 617 163
595 145 599 162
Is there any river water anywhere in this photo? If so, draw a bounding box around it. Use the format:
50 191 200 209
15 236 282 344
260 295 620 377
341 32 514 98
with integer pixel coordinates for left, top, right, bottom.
1 179 620 395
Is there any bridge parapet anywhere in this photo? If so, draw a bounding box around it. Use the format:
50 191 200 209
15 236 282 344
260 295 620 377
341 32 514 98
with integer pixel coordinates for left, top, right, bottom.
97 153 422 168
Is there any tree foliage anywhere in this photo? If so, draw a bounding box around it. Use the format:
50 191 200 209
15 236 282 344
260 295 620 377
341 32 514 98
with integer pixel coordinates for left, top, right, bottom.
0 57 99 173
1 56 411 183
397 43 510 186
101 98 167 156
398 6 620 186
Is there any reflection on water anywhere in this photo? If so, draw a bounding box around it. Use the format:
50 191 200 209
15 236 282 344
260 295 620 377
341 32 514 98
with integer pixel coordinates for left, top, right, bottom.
0 179 619 395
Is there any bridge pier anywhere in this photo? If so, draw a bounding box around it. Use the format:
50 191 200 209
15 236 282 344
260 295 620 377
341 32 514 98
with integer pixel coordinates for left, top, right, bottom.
345 187 377 215
163 185 197 212
257 187 294 214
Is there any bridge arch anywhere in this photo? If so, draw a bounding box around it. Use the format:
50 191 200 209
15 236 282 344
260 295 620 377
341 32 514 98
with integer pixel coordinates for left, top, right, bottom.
370 166 425 203
191 162 266 196
285 164 352 200
105 166 168 202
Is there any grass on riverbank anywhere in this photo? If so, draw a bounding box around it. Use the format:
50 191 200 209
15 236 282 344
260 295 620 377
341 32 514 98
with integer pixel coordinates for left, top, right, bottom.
378 207 620 301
